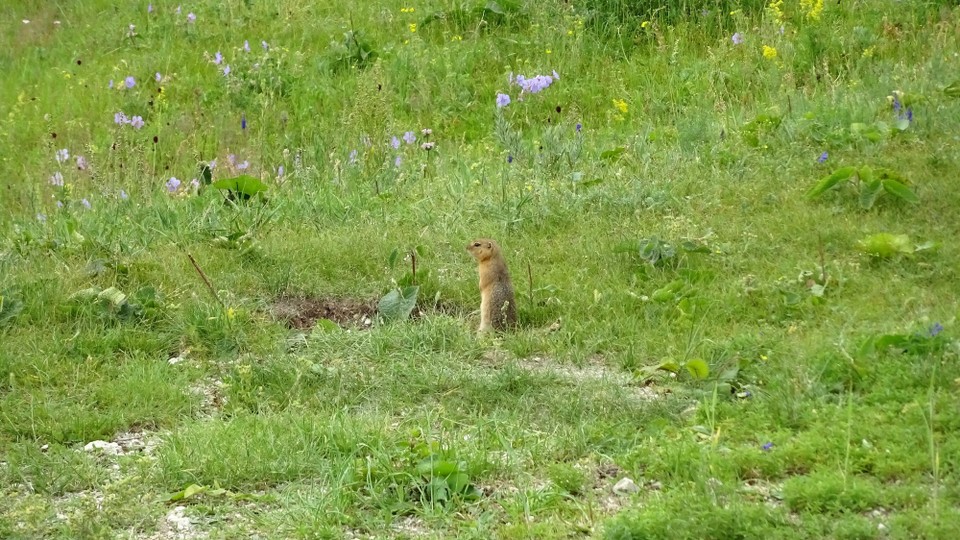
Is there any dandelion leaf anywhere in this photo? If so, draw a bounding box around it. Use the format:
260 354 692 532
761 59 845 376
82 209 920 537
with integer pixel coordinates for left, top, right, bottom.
806 166 856 198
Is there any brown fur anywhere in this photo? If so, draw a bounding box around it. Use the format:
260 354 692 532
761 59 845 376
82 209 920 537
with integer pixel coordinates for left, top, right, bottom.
466 238 517 332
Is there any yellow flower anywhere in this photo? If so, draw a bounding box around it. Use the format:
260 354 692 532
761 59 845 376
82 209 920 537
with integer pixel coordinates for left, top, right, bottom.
408 23 417 33
612 98 628 114
801 0 824 20
567 29 573 36
545 49 551 54
641 20 649 29
762 45 778 60
767 1 785 25
451 35 462 41
227 307 236 320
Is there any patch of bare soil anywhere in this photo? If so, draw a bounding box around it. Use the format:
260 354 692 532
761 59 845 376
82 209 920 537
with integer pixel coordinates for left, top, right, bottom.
270 294 375 329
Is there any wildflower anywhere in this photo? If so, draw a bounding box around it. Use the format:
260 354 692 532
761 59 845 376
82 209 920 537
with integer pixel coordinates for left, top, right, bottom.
507 155 513 163
56 200 64 208
421 128 432 136
50 172 64 186
155 72 162 82
190 178 200 189
148 4 153 13
403 131 416 144
120 189 129 200
391 136 400 149
817 151 828 163
81 198 92 209
166 177 181 192
496 93 511 108
242 113 247 130
516 74 554 94
394 155 402 167
277 165 285 176
209 158 217 169
762 442 774 451
732 32 744 45
130 116 145 129
223 65 231 76
176 6 181 15
262 40 269 50
576 122 582 132
243 40 250 52
237 160 249 170
421 142 435 151
612 99 628 114
37 213 47 223
349 149 358 163
409 23 417 33
108 79 114 89
187 12 196 23
930 322 944 337
114 111 129 124
227 154 236 166
892 93 902 114
552 70 560 80
76 155 88 170
762 45 778 60
125 76 135 88
906 107 913 122
56 148 69 163
214 51 223 65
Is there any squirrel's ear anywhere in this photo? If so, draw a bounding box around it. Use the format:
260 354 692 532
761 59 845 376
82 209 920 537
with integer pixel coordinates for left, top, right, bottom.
485 242 492 249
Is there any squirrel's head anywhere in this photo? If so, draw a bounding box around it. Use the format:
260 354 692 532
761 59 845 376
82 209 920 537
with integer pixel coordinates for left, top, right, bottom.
466 238 500 261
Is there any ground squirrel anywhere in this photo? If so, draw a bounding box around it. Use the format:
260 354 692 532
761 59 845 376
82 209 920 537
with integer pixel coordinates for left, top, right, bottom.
466 238 518 332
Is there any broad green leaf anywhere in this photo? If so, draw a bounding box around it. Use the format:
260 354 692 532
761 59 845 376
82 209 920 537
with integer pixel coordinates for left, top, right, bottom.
680 240 712 254
913 240 938 253
313 319 341 333
387 248 399 269
685 358 710 380
894 118 910 131
859 178 883 209
377 285 419 321
417 458 459 477
447 472 472 494
881 178 919 204
211 175 269 198
658 360 681 373
97 287 128 308
807 166 856 198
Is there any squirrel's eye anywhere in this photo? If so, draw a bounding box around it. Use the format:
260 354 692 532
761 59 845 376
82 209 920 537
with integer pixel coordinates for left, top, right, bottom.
473 242 481 247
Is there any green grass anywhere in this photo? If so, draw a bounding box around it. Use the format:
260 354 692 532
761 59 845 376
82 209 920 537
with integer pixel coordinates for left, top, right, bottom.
2 0 960 537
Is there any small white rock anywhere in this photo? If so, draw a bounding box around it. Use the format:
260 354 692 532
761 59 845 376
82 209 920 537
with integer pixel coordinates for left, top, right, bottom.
40 444 49 452
165 506 192 531
613 477 640 495
83 440 122 455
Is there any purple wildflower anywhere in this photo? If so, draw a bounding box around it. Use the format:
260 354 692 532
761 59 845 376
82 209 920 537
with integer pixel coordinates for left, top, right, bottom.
55 148 69 163
237 160 249 170
50 172 64 186
421 142 435 151
732 32 744 45
516 74 553 94
56 201 64 208
421 128 432 136
930 322 943 337
213 51 222 65
349 149 358 163
124 76 135 88
76 155 88 170
817 151 828 163
120 189 129 200
892 95 901 114
130 116 145 129
394 155 402 167
906 107 913 122
244 40 250 52
277 165 285 176
576 122 582 133
507 155 513 163
81 198 92 209
37 213 47 223
148 4 153 13
209 158 217 169
227 154 236 166
391 136 400 149
223 65 231 76
108 79 114 89
403 131 416 144
552 70 560 80
190 178 200 189
496 93 511 108
176 6 181 15
114 111 129 125
187 12 196 23
261 40 269 50
155 72 162 82
762 442 774 451
166 177 181 192
241 113 247 130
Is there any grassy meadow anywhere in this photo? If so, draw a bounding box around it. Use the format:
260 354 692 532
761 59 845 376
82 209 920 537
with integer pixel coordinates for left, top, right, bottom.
2 0 960 537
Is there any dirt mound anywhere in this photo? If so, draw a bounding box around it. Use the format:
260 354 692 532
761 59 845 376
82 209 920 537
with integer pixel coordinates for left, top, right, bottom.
271 294 375 329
